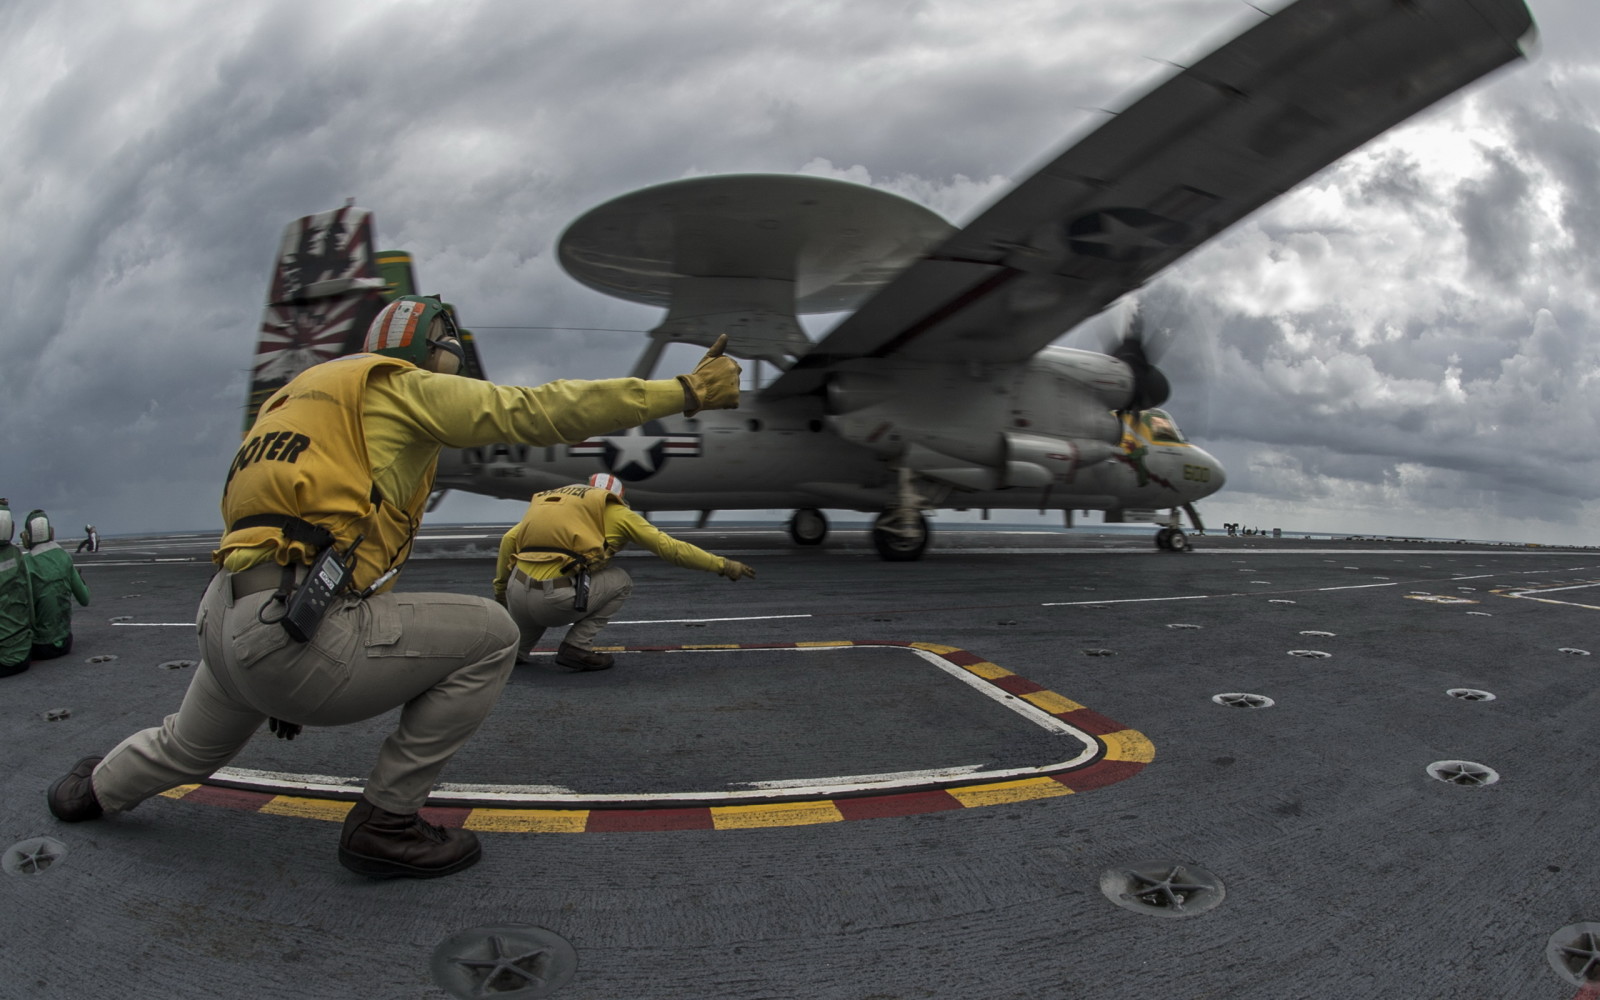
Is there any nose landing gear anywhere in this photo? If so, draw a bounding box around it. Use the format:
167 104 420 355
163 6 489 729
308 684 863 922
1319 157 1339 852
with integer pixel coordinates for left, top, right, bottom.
1155 526 1189 551
1155 503 1205 551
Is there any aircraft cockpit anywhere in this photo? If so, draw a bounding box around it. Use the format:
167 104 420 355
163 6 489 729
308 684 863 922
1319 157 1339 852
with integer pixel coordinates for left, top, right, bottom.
1141 408 1186 444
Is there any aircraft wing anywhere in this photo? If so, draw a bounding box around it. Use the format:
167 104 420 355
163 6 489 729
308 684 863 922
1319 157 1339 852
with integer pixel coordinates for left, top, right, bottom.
762 0 1533 399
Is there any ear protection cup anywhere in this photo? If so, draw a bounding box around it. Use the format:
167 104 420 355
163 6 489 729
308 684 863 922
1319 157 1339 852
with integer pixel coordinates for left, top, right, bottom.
21 510 54 547
424 313 464 375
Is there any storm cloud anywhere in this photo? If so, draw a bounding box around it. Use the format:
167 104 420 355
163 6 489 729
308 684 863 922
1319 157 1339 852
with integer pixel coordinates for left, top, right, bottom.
3 0 1595 544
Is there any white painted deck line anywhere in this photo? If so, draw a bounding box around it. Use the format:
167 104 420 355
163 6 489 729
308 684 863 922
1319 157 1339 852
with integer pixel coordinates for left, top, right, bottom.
208 642 1102 806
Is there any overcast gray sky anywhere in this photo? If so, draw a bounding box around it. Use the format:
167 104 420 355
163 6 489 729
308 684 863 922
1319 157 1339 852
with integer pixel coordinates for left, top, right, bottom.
4 0 1595 545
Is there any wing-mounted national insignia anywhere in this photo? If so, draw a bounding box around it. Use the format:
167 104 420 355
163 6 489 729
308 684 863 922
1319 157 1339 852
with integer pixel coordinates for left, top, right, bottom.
1065 208 1191 263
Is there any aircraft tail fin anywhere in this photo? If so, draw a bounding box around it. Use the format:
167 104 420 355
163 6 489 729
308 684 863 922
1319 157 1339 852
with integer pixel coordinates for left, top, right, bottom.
245 207 489 432
245 204 389 432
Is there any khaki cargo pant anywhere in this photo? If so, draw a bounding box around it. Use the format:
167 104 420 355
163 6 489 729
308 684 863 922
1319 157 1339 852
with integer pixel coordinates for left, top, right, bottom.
505 565 632 652
90 570 519 815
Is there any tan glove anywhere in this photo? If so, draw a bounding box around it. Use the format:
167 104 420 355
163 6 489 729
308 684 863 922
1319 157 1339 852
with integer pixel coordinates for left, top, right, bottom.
719 559 756 581
677 334 741 416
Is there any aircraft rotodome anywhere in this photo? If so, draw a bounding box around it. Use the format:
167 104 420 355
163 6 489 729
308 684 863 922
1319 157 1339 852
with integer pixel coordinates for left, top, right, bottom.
244 0 1535 561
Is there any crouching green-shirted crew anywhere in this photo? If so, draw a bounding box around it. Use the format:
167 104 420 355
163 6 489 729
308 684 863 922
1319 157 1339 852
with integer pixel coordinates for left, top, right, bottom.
0 501 33 677
20 509 90 660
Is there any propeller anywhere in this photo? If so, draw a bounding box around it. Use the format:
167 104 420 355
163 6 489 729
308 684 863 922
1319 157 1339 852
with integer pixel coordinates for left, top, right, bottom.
1107 298 1171 420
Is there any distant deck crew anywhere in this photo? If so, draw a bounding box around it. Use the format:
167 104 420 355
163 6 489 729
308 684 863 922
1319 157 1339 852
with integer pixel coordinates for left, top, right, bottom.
20 509 90 660
493 473 755 671
76 524 99 553
46 298 742 880
0 500 33 678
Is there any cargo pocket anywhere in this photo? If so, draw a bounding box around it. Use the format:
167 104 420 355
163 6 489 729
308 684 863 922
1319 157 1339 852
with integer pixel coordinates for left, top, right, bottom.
231 613 292 670
237 599 358 715
373 596 497 659
362 598 404 654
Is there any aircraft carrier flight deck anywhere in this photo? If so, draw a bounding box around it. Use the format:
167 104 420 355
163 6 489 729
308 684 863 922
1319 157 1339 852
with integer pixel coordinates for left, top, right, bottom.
4 524 1598 999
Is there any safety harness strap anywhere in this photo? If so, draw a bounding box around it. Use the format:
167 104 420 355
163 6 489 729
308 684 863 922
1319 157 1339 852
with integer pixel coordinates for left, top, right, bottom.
517 544 591 576
229 514 337 552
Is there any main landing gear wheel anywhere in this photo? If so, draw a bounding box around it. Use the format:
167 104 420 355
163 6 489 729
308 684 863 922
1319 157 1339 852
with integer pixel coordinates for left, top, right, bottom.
1156 527 1189 551
788 507 828 546
872 510 930 562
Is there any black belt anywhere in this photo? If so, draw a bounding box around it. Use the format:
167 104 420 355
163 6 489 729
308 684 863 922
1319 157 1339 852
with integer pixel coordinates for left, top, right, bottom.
512 567 571 590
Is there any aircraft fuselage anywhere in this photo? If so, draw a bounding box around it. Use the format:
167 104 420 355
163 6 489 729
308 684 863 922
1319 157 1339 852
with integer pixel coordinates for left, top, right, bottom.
436 347 1225 517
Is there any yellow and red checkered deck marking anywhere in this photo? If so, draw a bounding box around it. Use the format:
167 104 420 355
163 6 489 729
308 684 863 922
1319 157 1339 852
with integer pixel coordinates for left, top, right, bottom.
161 640 1153 832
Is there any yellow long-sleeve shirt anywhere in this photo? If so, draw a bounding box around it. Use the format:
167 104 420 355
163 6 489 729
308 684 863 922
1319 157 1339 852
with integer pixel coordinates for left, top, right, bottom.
493 502 725 599
221 360 686 586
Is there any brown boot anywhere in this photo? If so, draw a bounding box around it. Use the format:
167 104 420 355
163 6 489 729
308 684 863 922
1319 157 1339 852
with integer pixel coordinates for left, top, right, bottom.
47 756 104 822
337 795 481 879
555 642 614 671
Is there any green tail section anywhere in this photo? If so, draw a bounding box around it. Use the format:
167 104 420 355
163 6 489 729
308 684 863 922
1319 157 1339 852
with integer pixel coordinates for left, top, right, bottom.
376 251 417 298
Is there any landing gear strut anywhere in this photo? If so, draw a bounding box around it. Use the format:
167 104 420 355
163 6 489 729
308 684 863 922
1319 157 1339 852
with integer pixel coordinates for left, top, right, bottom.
788 507 828 546
1154 505 1197 552
872 468 933 561
873 509 929 561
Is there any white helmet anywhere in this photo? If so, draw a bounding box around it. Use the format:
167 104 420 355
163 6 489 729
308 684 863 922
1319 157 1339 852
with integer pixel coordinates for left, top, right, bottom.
0 501 11 544
21 509 52 547
587 473 625 499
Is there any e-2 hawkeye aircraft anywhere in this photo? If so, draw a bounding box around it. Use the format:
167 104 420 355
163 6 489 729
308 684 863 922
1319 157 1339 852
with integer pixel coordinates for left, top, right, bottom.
244 0 1533 561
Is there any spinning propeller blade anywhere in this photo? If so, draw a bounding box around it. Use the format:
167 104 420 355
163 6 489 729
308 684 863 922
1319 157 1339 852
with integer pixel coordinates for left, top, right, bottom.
1108 299 1171 420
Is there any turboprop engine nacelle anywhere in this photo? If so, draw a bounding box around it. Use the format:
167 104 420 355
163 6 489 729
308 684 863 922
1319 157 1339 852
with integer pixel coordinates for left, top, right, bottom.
1002 431 1120 487
823 362 1123 492
1026 346 1138 412
896 430 1119 491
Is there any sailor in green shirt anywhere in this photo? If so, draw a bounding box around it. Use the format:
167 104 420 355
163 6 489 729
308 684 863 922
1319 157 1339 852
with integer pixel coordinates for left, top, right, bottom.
20 510 91 660
0 500 34 677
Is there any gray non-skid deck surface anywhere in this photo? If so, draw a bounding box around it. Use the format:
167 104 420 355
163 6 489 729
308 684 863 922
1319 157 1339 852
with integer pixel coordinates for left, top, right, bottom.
232 645 1081 795
3 527 1598 999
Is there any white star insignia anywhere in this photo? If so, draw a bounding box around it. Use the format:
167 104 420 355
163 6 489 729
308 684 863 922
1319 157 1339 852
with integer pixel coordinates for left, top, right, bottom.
607 425 663 473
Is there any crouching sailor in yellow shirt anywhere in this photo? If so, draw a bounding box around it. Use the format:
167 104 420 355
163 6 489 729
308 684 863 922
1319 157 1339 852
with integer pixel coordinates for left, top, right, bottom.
493 473 755 671
46 297 741 881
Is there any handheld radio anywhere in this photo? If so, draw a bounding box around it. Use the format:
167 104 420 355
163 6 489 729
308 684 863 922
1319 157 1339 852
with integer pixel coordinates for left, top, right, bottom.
282 535 364 643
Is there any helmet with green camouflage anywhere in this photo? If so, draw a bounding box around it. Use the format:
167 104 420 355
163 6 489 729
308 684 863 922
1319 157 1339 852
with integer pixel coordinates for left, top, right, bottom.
363 295 465 373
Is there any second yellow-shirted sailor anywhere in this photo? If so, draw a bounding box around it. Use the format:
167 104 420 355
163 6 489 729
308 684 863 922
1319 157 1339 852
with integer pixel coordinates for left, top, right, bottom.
493 473 755 670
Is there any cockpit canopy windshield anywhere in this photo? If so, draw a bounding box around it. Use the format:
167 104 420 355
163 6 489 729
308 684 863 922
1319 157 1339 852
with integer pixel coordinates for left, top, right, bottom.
1142 408 1186 443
